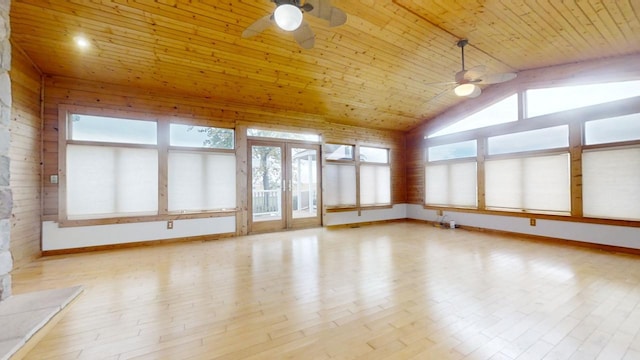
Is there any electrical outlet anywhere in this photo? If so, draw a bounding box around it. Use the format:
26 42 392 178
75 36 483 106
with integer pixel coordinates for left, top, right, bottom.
530 218 536 226
167 220 174 229
436 209 443 216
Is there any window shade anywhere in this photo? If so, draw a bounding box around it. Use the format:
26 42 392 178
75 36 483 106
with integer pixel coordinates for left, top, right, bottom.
425 161 477 207
168 151 236 212
485 154 570 213
66 145 158 219
360 165 391 205
583 148 640 220
325 164 356 206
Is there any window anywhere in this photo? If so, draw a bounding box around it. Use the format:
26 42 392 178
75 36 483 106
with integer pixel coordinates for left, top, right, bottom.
325 144 354 160
168 152 236 212
169 124 236 213
582 113 640 221
65 114 159 219
68 114 157 144
428 140 477 161
170 124 234 149
425 140 478 208
584 114 640 145
425 161 477 207
485 127 570 214
428 94 518 138
485 154 570 213
526 80 640 118
488 126 568 155
324 144 391 209
247 128 320 142
324 164 356 207
359 146 388 163
360 146 391 206
583 147 640 221
422 78 640 224
62 108 238 222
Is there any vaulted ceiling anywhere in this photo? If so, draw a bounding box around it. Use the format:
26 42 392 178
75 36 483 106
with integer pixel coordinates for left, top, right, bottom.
10 0 640 131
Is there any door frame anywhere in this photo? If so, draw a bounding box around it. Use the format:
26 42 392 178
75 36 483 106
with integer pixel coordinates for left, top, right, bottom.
248 139 322 233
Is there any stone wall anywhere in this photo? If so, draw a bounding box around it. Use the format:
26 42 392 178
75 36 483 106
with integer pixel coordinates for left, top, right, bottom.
0 0 11 301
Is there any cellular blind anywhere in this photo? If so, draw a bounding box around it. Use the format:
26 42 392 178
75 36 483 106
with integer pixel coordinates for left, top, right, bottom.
324 164 356 207
425 161 477 207
583 148 640 220
66 145 158 219
360 165 391 205
485 154 570 213
168 152 236 212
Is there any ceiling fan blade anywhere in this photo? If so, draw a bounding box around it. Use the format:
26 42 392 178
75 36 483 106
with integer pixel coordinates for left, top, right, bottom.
328 7 347 27
293 21 315 49
306 0 346 26
242 15 273 38
478 72 517 84
306 0 331 20
422 86 455 110
424 80 457 86
463 65 487 81
432 87 454 102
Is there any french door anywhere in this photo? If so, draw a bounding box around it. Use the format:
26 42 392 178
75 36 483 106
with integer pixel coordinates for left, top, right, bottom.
248 140 321 233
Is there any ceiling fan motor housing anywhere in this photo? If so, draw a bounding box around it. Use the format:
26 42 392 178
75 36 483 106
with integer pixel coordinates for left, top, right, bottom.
272 0 313 11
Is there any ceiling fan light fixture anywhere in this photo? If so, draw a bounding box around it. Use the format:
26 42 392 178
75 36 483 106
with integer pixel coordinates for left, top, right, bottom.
274 4 303 31
73 35 90 49
454 83 481 97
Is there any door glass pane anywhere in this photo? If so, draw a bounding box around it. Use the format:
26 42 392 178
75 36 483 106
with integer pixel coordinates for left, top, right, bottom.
252 146 282 222
291 147 317 219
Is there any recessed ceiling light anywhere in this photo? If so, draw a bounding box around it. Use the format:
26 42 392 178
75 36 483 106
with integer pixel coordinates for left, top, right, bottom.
74 36 90 49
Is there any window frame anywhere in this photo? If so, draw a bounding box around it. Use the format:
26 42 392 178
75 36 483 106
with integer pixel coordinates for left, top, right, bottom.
423 93 640 227
324 143 393 212
58 105 239 227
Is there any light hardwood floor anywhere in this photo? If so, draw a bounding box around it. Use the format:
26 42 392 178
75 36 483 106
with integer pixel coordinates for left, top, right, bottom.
11 221 640 359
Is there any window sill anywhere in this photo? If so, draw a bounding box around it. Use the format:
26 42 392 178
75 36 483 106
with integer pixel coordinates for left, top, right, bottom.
58 209 239 228
422 205 640 228
325 204 393 213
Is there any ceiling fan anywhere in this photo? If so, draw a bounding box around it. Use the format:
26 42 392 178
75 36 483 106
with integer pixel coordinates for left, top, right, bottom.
242 0 347 49
430 39 517 98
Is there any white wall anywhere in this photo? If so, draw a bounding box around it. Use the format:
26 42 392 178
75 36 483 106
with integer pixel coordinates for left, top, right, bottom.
42 216 236 251
42 205 639 251
324 204 407 226
407 204 640 250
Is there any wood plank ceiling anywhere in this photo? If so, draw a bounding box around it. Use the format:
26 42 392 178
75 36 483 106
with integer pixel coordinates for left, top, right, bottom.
10 0 640 131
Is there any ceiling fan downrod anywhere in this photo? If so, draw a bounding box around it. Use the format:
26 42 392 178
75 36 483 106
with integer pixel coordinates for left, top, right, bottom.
457 39 468 71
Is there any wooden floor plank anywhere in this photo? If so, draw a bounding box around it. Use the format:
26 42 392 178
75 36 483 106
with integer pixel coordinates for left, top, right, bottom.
10 222 640 359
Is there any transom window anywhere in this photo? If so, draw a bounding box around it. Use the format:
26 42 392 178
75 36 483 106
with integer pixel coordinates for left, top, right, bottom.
170 124 234 149
69 114 157 144
526 80 640 118
428 94 518 138
247 128 320 142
